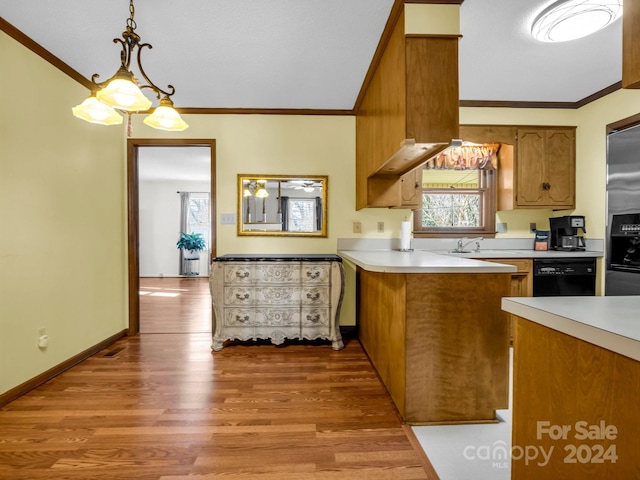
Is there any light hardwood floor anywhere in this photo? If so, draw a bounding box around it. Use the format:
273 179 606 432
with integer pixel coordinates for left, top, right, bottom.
0 277 438 479
140 277 212 334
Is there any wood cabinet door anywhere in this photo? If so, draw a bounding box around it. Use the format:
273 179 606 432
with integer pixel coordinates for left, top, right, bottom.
399 168 422 209
516 129 546 206
543 128 575 208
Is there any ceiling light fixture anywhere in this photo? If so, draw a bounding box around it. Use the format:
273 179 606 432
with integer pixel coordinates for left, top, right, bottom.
531 0 622 43
72 0 188 131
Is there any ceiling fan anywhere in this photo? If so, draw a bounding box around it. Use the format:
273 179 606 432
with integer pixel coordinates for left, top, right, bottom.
290 180 322 192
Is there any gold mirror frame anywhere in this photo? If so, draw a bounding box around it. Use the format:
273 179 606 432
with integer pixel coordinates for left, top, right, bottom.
237 174 328 237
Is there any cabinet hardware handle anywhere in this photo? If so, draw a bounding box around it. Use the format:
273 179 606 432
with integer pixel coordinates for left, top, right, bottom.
235 271 249 278
306 292 321 301
306 271 320 279
306 313 321 323
235 293 249 300
542 182 551 190
235 315 249 323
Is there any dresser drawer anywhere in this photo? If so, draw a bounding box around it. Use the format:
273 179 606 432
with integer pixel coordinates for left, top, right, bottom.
255 308 300 326
254 263 301 283
255 286 300 305
224 287 254 305
301 307 330 327
302 263 331 284
301 286 330 305
223 265 254 284
223 308 255 326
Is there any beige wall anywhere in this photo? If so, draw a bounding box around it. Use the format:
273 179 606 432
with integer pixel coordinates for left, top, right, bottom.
461 91 640 294
129 114 410 329
1 33 127 394
5 17 640 396
460 107 579 237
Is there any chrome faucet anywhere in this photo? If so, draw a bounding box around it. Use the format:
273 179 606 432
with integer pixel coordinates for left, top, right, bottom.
455 237 483 252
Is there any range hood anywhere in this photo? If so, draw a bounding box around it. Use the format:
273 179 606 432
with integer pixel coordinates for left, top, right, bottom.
372 138 463 176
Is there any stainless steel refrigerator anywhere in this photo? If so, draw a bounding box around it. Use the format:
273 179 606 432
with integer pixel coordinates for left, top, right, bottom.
605 125 640 295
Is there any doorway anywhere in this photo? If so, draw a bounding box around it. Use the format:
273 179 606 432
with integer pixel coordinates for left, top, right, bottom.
127 139 217 335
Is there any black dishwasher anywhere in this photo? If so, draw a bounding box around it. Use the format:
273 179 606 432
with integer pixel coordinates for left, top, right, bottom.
533 258 596 297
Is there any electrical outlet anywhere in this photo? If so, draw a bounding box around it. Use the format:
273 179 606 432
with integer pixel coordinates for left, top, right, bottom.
353 221 362 233
530 222 537 233
38 327 48 349
377 221 384 233
496 223 507 233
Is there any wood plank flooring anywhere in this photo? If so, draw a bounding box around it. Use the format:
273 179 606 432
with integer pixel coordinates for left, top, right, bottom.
0 277 437 479
140 277 211 334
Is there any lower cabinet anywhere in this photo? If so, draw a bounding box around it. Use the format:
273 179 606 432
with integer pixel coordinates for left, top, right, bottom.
482 258 533 343
210 255 345 351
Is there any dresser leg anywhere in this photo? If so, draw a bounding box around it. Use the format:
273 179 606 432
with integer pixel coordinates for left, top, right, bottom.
211 338 224 351
332 338 344 350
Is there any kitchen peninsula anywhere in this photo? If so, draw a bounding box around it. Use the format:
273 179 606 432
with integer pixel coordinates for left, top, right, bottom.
339 249 516 424
502 296 640 479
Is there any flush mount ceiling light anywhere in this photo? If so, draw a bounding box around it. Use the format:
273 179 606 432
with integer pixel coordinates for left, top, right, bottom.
531 0 622 43
72 0 188 131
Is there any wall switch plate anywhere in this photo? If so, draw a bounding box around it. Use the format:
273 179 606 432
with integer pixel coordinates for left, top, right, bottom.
221 213 236 225
353 221 362 233
496 222 507 233
377 221 384 233
530 222 537 233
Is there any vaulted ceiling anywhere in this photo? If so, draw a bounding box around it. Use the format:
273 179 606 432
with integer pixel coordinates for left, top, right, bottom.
1 0 623 111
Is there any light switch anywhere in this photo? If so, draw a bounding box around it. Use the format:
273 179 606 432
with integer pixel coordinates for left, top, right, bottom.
221 213 236 225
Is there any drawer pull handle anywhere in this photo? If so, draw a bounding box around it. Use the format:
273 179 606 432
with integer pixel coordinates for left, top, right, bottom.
235 293 249 300
542 182 551 190
235 315 249 323
235 271 249 279
307 271 320 279
306 292 320 301
306 313 320 323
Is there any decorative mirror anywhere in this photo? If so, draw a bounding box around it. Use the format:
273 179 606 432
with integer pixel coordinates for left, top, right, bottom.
237 174 328 237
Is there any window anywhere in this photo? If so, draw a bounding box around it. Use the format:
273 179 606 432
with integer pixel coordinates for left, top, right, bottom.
413 144 498 237
287 198 317 232
187 194 210 248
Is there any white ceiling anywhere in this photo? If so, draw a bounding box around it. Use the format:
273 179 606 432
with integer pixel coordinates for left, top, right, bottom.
0 0 623 109
138 146 210 182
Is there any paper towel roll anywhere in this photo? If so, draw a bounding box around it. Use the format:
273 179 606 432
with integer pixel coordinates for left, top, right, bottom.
400 221 411 250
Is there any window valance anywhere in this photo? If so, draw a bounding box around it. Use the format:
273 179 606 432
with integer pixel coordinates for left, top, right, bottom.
425 143 501 170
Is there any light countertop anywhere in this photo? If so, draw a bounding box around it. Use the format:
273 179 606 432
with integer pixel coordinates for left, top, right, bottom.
337 238 604 260
338 249 518 274
502 296 640 361
425 249 603 259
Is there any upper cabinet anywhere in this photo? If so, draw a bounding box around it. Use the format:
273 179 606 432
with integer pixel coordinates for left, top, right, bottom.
355 6 460 209
515 128 575 209
459 125 576 211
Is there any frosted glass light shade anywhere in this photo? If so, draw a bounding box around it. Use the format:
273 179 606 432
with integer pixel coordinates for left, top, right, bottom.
143 105 189 131
72 96 123 125
531 0 622 42
255 187 269 198
97 78 152 111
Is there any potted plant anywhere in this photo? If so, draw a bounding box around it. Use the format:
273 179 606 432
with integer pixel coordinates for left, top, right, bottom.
176 232 206 260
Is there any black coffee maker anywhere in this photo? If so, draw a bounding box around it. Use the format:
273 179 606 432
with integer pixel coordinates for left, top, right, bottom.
549 215 587 251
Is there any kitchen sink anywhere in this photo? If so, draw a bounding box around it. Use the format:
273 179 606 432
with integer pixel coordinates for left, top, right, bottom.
425 249 530 257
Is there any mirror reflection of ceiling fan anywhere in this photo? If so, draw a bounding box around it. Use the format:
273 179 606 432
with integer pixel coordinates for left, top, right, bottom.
289 180 322 192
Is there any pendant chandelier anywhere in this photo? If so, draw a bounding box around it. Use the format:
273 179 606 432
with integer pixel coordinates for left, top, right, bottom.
72 0 188 131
